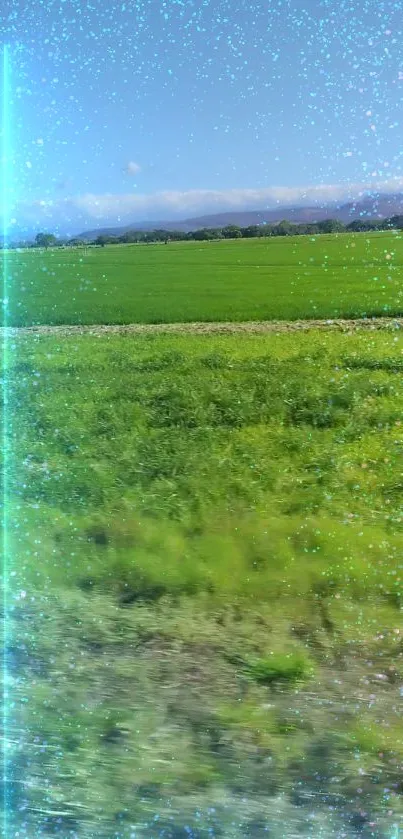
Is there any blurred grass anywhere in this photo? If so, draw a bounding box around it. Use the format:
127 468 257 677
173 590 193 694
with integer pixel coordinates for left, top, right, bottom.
4 328 403 836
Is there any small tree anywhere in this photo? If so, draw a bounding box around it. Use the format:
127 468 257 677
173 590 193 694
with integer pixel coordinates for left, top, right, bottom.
317 219 345 234
241 225 261 238
35 232 57 249
275 220 294 236
221 225 242 239
388 215 403 230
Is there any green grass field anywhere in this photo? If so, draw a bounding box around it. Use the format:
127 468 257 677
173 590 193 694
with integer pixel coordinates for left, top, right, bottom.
8 231 403 326
6 328 403 837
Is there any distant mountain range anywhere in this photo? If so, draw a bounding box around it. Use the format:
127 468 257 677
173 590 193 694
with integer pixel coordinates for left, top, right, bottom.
74 193 403 240
8 191 403 243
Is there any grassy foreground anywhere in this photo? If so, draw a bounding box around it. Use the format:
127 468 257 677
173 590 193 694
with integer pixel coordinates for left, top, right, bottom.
7 231 403 326
4 328 403 837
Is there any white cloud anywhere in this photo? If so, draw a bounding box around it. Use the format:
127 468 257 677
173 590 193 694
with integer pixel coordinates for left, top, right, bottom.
67 178 403 219
125 161 141 176
8 175 403 232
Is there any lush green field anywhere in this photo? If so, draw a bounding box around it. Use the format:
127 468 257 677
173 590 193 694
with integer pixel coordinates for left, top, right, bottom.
8 231 403 326
6 328 403 837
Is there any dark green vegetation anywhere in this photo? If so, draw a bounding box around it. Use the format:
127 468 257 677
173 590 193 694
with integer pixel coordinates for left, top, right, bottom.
8 231 403 326
6 329 403 837
28 211 403 249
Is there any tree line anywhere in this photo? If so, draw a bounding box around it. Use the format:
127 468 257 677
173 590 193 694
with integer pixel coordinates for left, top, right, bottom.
15 215 403 249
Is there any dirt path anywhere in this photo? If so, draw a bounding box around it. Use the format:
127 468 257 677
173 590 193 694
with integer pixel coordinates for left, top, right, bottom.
2 315 403 337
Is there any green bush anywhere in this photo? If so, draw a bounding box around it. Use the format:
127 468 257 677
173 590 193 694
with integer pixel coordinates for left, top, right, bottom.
245 652 314 685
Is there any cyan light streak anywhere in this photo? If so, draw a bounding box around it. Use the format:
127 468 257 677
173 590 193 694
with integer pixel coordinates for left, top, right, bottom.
2 43 10 839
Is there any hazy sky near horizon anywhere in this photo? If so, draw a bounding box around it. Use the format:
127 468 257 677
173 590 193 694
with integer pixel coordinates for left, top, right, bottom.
2 0 403 231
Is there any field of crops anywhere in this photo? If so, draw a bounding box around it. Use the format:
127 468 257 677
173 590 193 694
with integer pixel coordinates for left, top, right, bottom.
8 231 403 326
7 328 403 838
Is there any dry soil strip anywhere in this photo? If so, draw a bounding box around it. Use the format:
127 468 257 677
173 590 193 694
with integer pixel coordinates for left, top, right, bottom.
1 316 403 338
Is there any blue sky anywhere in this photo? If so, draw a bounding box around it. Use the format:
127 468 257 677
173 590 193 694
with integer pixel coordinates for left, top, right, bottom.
2 0 403 233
